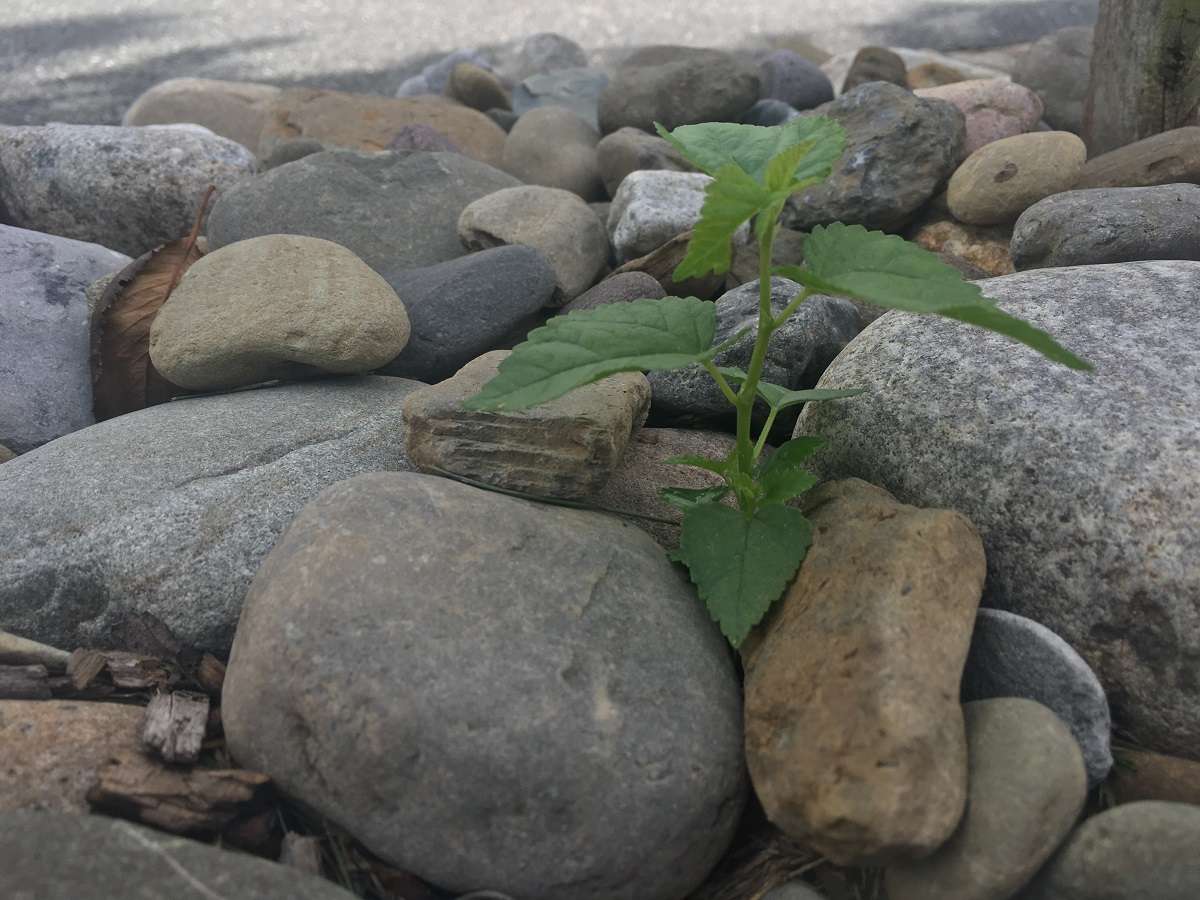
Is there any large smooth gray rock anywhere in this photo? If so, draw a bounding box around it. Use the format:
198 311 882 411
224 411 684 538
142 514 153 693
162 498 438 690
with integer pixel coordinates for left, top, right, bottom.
0 377 422 655
0 124 255 257
795 261 1200 758
223 472 746 900
206 150 520 280
784 82 966 231
0 812 355 899
1011 184 1200 270
964 609 1113 786
0 226 131 453
1012 26 1093 134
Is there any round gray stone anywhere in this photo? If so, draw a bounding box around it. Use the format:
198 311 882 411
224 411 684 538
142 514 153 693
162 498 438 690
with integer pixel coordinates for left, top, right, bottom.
596 126 695 198
223 471 746 900
759 50 835 111
502 106 604 200
511 67 610 130
1012 26 1093 134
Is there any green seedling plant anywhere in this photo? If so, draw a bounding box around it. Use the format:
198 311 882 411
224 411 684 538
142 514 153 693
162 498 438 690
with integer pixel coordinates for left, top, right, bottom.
465 117 1091 648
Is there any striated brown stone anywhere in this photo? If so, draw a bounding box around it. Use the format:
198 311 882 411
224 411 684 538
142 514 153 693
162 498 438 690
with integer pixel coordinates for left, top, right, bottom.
1075 127 1200 189
1109 749 1200 807
906 210 1015 276
743 478 985 866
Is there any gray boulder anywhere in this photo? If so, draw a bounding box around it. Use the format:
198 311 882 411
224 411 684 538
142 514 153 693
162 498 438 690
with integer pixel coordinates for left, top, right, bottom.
512 67 610 130
759 50 835 111
207 150 520 280
794 261 1200 758
222 472 746 900
0 124 255 257
1012 26 1093 135
1011 184 1200 270
784 82 966 231
0 225 131 453
0 376 421 654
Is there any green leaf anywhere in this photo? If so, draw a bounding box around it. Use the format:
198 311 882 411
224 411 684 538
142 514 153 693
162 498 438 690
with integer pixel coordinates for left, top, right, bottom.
666 453 734 476
717 367 865 411
464 297 716 411
673 164 770 281
661 485 730 511
784 224 1093 371
676 503 813 647
656 118 846 185
756 437 823 504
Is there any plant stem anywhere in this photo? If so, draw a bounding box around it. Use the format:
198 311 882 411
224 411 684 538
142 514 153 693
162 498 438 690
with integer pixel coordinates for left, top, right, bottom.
773 286 814 329
702 360 741 406
734 216 779 480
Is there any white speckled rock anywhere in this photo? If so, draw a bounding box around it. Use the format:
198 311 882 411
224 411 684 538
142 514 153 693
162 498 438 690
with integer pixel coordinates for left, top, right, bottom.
609 170 732 262
947 131 1086 225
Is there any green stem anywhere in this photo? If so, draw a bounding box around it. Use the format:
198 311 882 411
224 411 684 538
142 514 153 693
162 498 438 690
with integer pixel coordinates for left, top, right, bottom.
702 360 740 406
734 217 779 479
773 286 814 328
752 406 780 461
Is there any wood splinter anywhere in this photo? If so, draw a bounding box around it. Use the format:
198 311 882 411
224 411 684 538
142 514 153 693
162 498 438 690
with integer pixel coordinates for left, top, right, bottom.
142 690 210 764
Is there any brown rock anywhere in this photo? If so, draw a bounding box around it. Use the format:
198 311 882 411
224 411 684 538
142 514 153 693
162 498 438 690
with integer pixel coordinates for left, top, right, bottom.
257 88 506 166
596 126 694 198
947 131 1086 225
843 47 907 92
560 271 665 315
1109 749 1200 807
447 63 511 112
743 478 985 866
612 230 726 300
502 107 604 200
122 77 281 151
907 62 969 89
402 351 651 500
907 211 1015 276
1075 127 1200 189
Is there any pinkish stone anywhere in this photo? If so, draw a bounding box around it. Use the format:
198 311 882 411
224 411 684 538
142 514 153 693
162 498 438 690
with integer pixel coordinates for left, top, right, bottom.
916 78 1043 157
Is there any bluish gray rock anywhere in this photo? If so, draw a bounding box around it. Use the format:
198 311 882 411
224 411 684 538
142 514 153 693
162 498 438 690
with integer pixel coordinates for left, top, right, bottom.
396 48 492 96
1012 26 1093 135
0 124 255 257
381 245 556 381
0 377 421 654
759 50 835 111
795 261 1200 758
742 98 802 127
1011 184 1200 270
512 67 610 129
650 278 861 423
964 609 1112 786
493 32 589 82
222 472 746 900
0 226 131 453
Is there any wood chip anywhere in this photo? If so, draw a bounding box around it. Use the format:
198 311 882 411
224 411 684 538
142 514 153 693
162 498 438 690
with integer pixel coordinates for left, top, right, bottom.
105 651 175 691
195 653 227 695
280 833 324 876
67 649 107 691
0 630 71 672
142 690 210 763
87 763 270 834
0 664 51 700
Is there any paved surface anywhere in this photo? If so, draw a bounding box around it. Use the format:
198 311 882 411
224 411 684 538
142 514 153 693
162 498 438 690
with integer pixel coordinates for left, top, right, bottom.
2 0 1097 126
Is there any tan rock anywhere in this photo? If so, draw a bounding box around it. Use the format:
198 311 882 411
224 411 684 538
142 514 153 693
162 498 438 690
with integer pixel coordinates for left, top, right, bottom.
257 88 506 166
947 131 1086 225
403 351 651 500
122 77 281 151
503 107 604 201
1075 127 1200 189
0 444 14 463
0 699 149 814
907 62 969 89
447 63 511 112
743 478 985 866
1109 750 1200 807
149 235 410 391
907 210 1015 276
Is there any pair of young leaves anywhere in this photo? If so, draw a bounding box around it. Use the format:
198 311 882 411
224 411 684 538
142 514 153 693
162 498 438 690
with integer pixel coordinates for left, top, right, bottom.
465 116 1090 647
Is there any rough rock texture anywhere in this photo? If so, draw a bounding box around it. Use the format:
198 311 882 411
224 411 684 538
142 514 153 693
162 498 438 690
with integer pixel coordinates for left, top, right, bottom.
885 698 1087 900
599 46 761 134
1109 750 1200 807
256 87 506 165
759 50 834 111
458 185 609 302
947 131 1087 225
596 126 694 198
1075 127 1200 189
512 67 610 129
743 479 986 866
1012 26 1093 134
0 812 356 899
915 78 1043 157
906 212 1014 276
1021 802 1200 900
381 246 556 382
149 235 410 390
222 472 745 900
608 170 718 262
784 83 966 231
403 351 649 500
207 150 520 279
795 262 1200 758
963 609 1112 786
0 226 131 453
0 124 254 257
503 106 604 199
0 700 146 814
122 77 282 150
1011 184 1200 270
0 377 421 654
560 271 666 314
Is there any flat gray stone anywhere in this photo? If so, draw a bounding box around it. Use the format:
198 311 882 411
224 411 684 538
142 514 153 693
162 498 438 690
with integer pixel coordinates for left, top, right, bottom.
1011 184 1200 270
0 812 355 899
222 471 745 900
207 150 520 280
964 609 1113 786
0 376 421 655
795 261 1200 757
512 67 610 130
0 124 255 257
0 225 131 453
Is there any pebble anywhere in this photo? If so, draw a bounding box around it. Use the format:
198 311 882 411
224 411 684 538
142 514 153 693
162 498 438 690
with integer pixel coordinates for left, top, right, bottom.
742 98 801 127
511 67 610 129
458 185 610 302
502 106 604 200
122 77 282 150
596 126 694 197
446 62 510 112
207 150 520 281
0 124 254 257
1012 26 1093 134
485 107 519 131
947 131 1087 225
795 261 1200 758
0 376 421 654
1109 750 1200 807
963 608 1113 786
559 270 665 314
759 49 835 110
743 478 985 865
222 471 745 900
598 46 761 133
842 46 908 92
396 47 492 97
0 225 131 453
906 210 1015 276
1075 127 1200 189
608 170 722 262
907 61 969 88
915 78 1044 156
403 350 650 499
885 698 1087 900
1011 184 1200 270
148 235 410 391
381 245 557 382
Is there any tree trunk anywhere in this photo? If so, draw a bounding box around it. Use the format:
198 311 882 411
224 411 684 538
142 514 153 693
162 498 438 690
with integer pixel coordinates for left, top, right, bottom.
1083 0 1200 155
